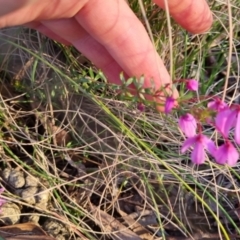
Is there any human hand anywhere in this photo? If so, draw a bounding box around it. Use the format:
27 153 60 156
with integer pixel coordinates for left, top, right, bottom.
0 0 212 111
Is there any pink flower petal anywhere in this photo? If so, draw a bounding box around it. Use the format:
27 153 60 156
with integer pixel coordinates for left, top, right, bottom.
179 113 197 138
181 134 217 165
199 136 217 157
137 102 145 112
235 111 240 145
164 96 175 114
215 142 239 166
191 142 205 164
208 98 227 111
215 108 236 137
186 79 199 91
0 199 5 206
181 136 197 153
228 147 239 166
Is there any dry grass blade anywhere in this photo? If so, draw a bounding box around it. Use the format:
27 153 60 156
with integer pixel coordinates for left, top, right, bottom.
0 1 240 240
0 223 56 240
90 204 143 240
116 207 156 239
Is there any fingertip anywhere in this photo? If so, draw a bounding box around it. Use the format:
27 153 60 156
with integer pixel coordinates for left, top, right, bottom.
154 0 213 34
187 5 213 34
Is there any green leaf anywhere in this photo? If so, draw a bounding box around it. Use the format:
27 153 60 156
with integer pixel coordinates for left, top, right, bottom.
125 77 134 86
119 72 125 83
180 92 194 101
88 67 94 79
138 75 145 88
139 92 145 100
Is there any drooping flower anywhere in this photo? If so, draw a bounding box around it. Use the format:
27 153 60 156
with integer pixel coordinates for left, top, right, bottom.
215 107 236 138
214 141 239 166
181 134 216 164
234 109 240 144
186 79 199 91
214 105 240 145
208 98 227 112
178 113 197 138
164 96 175 114
137 102 145 112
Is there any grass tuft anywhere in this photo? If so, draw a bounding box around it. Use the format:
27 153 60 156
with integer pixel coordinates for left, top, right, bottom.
0 1 240 239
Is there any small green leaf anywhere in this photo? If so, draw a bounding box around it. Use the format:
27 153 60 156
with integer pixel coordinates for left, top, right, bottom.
88 67 94 79
119 72 125 83
145 88 153 94
125 77 134 86
139 93 145 100
51 90 55 97
138 75 145 88
126 92 133 98
180 92 194 101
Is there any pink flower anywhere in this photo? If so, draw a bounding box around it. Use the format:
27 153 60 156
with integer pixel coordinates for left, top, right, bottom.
235 109 240 144
186 79 198 91
137 102 145 112
214 141 239 166
164 96 175 114
208 98 227 111
215 106 240 145
178 113 197 138
215 108 236 137
181 134 216 164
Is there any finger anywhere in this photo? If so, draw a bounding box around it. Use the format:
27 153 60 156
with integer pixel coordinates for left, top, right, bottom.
0 0 88 28
75 0 175 95
26 22 71 45
31 18 128 85
75 0 178 111
154 0 213 33
32 17 176 112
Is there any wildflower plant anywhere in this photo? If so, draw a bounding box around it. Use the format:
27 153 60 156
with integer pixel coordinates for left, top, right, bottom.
1 2 239 239
118 75 239 167
166 80 240 166
164 96 175 114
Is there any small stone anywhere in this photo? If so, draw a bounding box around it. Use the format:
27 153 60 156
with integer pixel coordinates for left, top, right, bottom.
0 202 21 225
22 214 40 224
18 186 38 204
8 169 25 188
35 187 49 208
1 168 11 181
43 219 69 239
25 175 39 187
